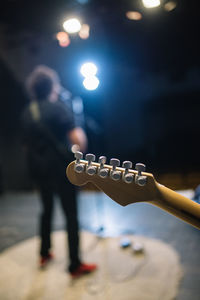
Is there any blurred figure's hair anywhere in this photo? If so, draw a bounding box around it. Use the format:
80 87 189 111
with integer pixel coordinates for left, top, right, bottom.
26 65 60 101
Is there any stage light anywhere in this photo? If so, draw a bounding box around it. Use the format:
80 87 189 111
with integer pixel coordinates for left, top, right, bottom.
164 1 177 11
80 62 98 77
59 39 70 47
56 31 70 47
142 0 161 8
56 31 69 42
126 11 142 20
83 76 100 90
63 18 81 34
71 144 80 153
79 24 90 39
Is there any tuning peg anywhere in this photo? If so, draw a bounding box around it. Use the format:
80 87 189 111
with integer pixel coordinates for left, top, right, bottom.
135 163 146 174
135 163 147 186
98 156 109 178
85 153 95 163
75 151 83 162
74 151 84 173
110 158 120 169
85 153 97 175
99 156 107 166
110 158 121 181
122 161 132 170
122 161 134 183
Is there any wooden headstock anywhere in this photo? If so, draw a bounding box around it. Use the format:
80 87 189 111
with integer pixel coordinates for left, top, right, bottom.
66 152 158 206
67 152 200 229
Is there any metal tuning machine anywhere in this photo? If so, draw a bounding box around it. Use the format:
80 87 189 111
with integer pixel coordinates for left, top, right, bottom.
98 156 109 178
110 158 121 181
122 161 134 183
85 153 97 175
74 151 85 173
135 163 147 186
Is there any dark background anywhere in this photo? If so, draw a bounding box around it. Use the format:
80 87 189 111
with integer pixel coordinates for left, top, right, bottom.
0 0 200 190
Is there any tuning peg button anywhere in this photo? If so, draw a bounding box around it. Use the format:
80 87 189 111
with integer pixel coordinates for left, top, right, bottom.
85 153 97 176
110 158 121 181
135 163 146 175
74 151 84 173
99 156 107 166
110 158 120 169
85 153 96 163
122 161 132 170
75 151 83 163
122 161 134 184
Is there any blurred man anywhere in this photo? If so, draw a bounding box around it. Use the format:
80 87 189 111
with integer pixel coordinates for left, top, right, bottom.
21 65 96 277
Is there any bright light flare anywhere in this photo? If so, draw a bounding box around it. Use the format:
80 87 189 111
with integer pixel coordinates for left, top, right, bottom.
164 1 177 11
126 11 142 20
80 62 97 77
83 76 100 90
79 24 90 39
71 144 80 153
63 18 81 34
56 31 68 42
142 0 161 8
56 32 70 47
59 39 70 47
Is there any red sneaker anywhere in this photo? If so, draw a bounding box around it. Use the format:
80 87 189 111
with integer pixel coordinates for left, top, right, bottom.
39 252 54 268
70 263 97 278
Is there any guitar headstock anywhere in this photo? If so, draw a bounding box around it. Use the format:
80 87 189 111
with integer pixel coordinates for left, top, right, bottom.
66 152 159 206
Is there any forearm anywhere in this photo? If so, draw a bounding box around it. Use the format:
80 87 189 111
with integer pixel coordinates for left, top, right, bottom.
68 127 88 152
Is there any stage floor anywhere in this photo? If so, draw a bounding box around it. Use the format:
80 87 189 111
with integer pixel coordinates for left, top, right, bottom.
0 189 200 300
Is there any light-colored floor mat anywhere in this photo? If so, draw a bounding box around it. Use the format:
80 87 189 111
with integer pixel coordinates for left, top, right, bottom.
0 231 183 300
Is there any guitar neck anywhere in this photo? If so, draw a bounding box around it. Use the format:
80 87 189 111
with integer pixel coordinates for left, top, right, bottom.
154 183 200 229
